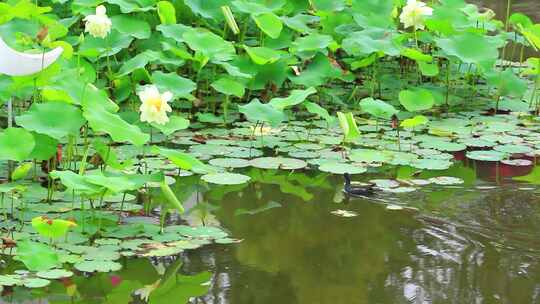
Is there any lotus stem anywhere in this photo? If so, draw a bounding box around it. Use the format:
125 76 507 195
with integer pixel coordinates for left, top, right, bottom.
6 98 13 181
223 95 230 126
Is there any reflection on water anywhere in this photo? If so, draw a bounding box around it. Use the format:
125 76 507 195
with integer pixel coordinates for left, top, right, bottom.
3 158 540 303
182 163 540 304
2 163 540 303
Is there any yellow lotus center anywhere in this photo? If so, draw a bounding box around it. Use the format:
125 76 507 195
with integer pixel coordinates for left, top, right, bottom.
148 96 163 111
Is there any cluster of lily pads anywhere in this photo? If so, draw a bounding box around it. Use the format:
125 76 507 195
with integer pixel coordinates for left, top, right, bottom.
0 0 540 297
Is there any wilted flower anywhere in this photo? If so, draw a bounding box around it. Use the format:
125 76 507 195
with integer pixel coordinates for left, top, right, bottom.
399 0 433 30
138 85 173 125
84 5 112 39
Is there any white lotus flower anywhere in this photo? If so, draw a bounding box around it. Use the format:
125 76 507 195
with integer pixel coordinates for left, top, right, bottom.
138 85 173 125
399 0 433 30
84 5 112 39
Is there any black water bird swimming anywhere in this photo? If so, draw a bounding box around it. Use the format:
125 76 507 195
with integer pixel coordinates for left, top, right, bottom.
343 173 376 196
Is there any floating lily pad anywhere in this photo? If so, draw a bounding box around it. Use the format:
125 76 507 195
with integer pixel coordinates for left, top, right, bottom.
318 162 367 175
429 176 464 185
208 158 251 168
411 158 453 170
381 187 416 193
494 144 533 155
249 157 308 170
466 150 506 161
74 260 122 273
201 173 251 185
408 179 432 186
369 179 400 188
501 159 533 166
23 278 51 288
36 269 73 279
0 275 22 286
215 238 243 244
331 210 358 217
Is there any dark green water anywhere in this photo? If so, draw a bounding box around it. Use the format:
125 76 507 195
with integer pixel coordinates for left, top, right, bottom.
2 162 540 303
182 164 540 304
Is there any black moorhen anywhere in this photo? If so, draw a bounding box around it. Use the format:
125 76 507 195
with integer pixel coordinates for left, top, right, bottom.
343 173 376 196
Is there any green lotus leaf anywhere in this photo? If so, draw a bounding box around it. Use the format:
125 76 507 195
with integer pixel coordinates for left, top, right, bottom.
82 101 149 147
84 173 139 193
418 62 439 76
16 101 85 140
269 87 317 110
401 115 429 128
435 32 504 68
304 101 334 124
211 77 245 97
74 260 122 273
342 29 400 57
291 33 333 53
290 53 342 87
183 27 236 61
92 139 133 170
485 69 527 98
49 170 102 194
28 133 57 161
117 50 160 76
401 48 433 63
79 30 134 58
15 240 59 271
238 98 286 127
359 97 398 120
312 0 345 11
243 45 281 65
183 0 231 20
106 0 156 13
152 115 190 136
283 14 320 33
0 128 35 161
111 15 151 39
157 1 176 24
252 12 283 39
152 71 196 100
337 112 361 142
31 216 77 239
399 89 435 112
232 0 284 14
11 162 32 181
152 146 213 173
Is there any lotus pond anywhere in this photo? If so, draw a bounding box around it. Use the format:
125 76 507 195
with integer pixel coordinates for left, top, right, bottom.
1 0 540 303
